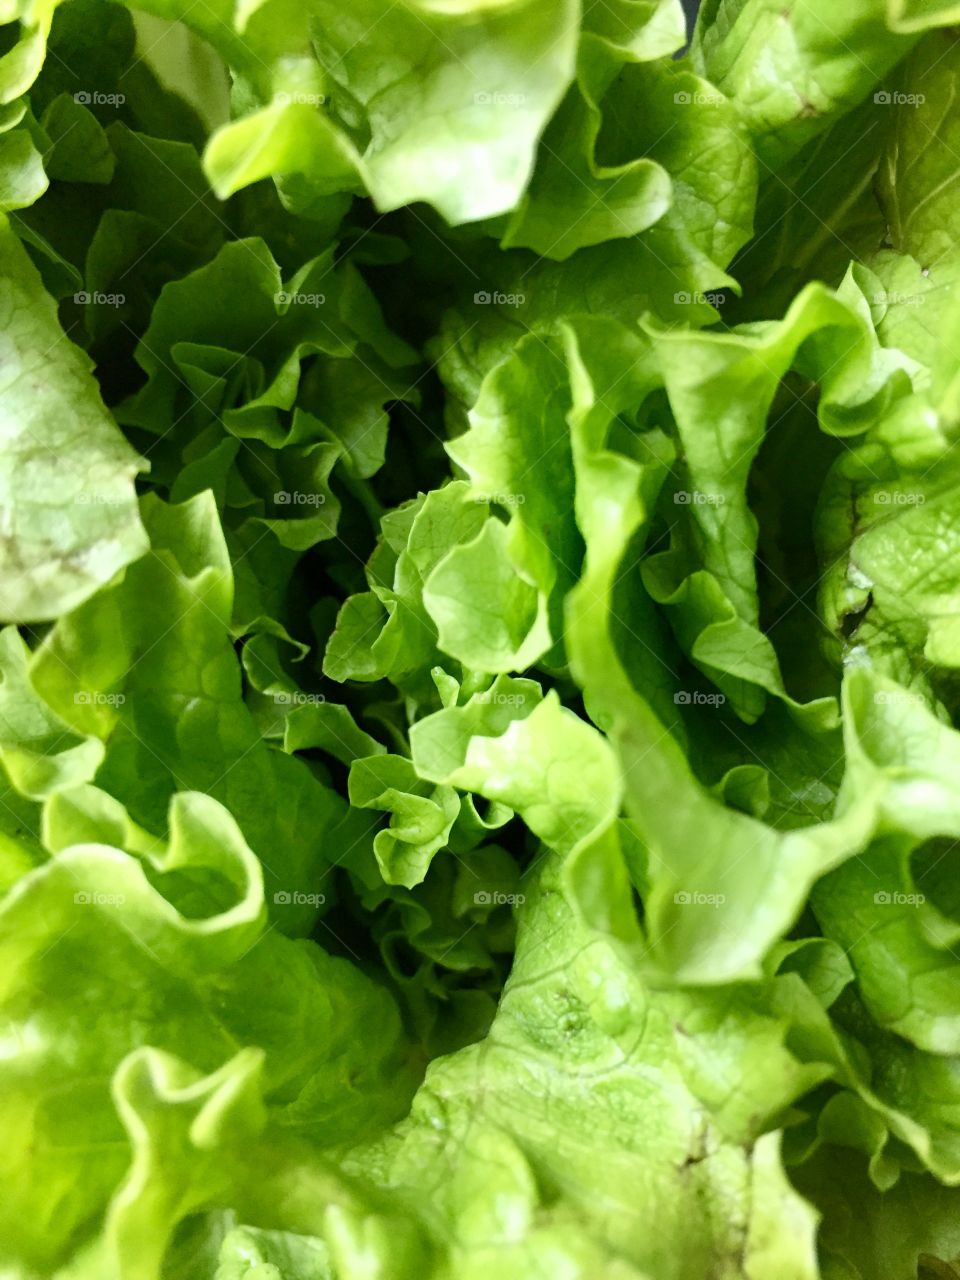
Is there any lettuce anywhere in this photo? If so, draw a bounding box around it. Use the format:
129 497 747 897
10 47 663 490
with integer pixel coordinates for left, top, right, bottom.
4 1 960 1277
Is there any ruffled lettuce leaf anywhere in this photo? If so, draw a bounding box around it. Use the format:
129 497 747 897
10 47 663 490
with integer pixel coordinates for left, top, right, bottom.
0 788 415 1275
0 220 147 621
4 0 960 1275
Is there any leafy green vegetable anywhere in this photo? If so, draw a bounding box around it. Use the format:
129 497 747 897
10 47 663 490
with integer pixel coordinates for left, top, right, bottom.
0 220 147 621
4 1 960 1277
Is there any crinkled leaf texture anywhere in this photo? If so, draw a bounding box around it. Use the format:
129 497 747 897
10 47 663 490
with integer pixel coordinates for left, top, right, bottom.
6 1 960 1279
0 220 147 622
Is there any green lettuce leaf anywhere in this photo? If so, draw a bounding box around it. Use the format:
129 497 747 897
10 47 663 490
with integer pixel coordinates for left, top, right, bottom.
0 788 415 1274
29 492 345 933
0 219 147 622
330 857 825 1280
